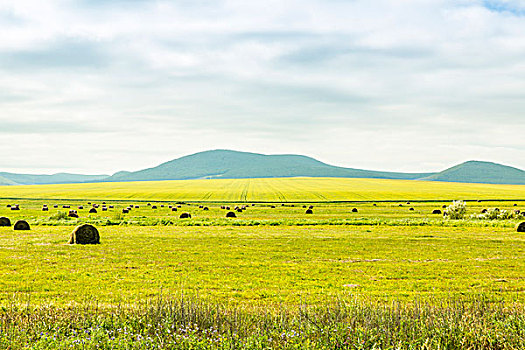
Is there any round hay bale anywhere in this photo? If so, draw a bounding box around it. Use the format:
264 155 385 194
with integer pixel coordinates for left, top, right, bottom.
302 205 307 208
442 205 447 209
6 204 10 208
516 222 525 233
161 205 164 208
70 224 100 244
13 220 30 231
398 204 403 207
89 208 97 214
432 209 442 215
135 206 139 209
270 205 275 209
309 205 314 209
236 208 243 213
0 217 11 227
409 207 415 211
352 208 358 213
54 205 58 208
42 207 49 211
179 212 191 219
226 211 237 218
171 207 177 212
203 207 209 211
122 209 129 214
102 207 107 211
406 202 411 205
109 205 114 209
373 203 377 206
225 206 230 210
147 203 151 206
151 206 157 209
514 203 517 207
305 209 313 214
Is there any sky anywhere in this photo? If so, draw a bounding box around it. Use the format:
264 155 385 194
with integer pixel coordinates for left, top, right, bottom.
0 0 524 175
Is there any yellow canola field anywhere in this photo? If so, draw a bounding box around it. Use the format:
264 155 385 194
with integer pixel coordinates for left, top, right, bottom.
1 177 525 202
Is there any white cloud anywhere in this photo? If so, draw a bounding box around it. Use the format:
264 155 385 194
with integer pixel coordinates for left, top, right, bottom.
0 0 524 174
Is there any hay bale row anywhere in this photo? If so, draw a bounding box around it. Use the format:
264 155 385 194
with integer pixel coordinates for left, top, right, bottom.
0 217 29 230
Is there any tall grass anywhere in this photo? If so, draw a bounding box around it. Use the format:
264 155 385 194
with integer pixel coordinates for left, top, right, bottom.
1 295 523 349
30 216 522 228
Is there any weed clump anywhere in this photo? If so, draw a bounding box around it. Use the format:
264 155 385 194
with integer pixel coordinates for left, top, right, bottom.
444 201 467 219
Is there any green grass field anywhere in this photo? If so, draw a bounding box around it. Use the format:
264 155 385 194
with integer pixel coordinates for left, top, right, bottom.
1 178 524 349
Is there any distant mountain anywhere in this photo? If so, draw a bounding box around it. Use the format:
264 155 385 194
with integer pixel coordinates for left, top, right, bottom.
419 161 525 185
104 149 434 182
0 175 17 186
0 172 108 185
1 151 524 186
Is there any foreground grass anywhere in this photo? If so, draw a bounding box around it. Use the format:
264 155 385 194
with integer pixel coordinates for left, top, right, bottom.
1 225 524 305
1 196 524 348
1 296 523 349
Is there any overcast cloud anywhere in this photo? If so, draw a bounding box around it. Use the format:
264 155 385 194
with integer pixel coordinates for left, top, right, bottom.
0 0 524 174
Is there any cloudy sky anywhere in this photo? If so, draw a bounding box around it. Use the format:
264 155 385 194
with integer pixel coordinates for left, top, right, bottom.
0 0 524 175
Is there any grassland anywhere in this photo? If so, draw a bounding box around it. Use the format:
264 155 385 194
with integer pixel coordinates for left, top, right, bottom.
2 177 525 202
0 178 524 348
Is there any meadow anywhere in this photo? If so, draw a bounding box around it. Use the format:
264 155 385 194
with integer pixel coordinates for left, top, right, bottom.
0 178 524 349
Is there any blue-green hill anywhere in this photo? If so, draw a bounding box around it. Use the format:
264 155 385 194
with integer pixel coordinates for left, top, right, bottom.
419 161 525 185
105 150 434 182
0 172 108 185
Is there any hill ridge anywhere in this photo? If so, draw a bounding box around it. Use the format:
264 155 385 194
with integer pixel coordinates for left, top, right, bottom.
1 150 524 185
